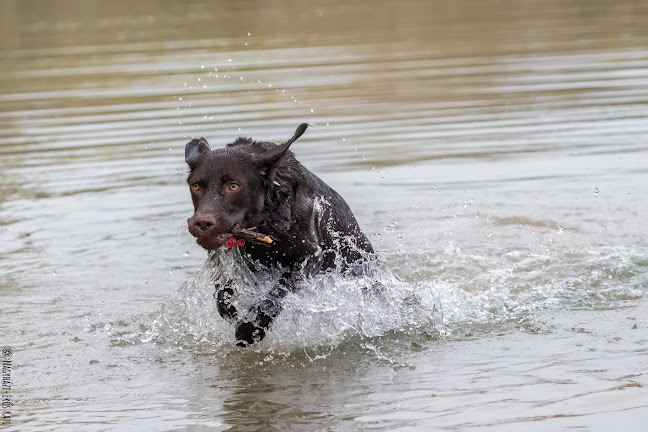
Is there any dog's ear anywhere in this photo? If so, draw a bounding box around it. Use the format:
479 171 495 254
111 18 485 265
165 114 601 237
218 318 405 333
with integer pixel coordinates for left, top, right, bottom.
256 123 308 171
185 138 211 169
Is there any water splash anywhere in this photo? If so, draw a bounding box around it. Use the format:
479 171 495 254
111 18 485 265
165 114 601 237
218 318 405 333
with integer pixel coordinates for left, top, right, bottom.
109 244 647 361
114 247 441 357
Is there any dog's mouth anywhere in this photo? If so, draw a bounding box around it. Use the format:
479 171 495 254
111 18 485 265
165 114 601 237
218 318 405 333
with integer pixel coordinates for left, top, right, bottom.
188 217 273 250
187 217 243 250
194 232 240 250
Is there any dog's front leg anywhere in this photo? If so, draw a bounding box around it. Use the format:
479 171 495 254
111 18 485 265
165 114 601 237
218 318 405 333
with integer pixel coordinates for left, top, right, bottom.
235 279 290 347
215 279 238 321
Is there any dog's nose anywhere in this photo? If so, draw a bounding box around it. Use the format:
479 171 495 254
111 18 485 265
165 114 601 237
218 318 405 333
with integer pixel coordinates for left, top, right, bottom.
192 213 217 233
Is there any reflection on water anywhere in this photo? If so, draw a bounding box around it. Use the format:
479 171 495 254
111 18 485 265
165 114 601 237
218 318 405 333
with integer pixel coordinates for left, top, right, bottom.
1 0 648 430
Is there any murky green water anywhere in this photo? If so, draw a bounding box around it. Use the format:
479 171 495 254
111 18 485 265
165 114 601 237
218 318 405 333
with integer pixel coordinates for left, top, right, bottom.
1 0 648 430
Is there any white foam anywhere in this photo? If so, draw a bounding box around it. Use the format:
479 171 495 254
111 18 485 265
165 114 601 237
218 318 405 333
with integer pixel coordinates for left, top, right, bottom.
113 245 646 358
136 247 441 355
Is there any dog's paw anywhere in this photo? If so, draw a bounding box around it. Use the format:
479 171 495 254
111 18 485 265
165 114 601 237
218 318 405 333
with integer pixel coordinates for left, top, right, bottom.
235 321 267 347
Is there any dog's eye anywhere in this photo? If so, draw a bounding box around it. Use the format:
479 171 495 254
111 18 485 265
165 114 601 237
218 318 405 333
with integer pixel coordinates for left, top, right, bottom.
191 183 201 192
228 183 240 192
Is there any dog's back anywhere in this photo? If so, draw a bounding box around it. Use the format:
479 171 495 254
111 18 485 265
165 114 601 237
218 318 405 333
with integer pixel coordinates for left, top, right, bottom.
227 136 373 272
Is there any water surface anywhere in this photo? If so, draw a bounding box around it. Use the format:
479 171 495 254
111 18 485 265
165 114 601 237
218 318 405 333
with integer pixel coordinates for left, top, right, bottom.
1 0 648 430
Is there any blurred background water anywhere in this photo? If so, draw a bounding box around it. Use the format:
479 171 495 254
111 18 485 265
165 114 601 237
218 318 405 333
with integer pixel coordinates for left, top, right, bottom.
1 0 648 430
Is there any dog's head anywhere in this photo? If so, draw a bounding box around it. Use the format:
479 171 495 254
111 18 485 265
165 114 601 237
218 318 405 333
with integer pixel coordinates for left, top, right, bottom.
184 123 308 249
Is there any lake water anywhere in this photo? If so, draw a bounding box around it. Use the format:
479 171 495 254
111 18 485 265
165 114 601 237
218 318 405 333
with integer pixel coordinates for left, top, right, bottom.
1 0 648 430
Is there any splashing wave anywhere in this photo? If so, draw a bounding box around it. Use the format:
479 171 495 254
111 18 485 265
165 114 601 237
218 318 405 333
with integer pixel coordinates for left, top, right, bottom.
109 245 647 358
121 247 441 355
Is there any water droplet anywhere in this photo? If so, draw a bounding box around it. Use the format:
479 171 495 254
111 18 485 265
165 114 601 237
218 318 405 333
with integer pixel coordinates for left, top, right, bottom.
558 225 565 234
384 223 396 233
200 65 205 69
594 187 600 195
247 32 251 36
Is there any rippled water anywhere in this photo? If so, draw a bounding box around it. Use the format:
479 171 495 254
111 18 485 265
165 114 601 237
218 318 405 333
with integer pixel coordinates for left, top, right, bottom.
1 0 648 430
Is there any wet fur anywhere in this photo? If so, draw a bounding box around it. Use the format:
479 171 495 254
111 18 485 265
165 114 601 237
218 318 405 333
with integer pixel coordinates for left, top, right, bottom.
185 124 374 346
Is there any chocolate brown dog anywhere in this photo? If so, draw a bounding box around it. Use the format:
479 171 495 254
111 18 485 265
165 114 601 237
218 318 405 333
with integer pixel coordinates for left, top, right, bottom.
185 124 374 345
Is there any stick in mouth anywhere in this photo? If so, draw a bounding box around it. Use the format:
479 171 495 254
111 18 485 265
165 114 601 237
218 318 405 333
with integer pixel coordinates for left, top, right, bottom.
230 224 274 246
